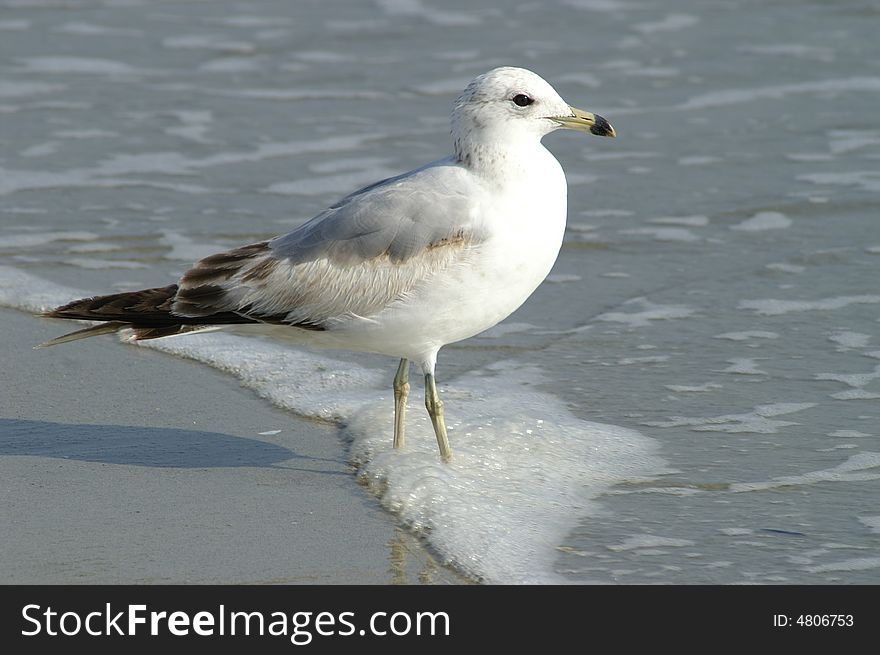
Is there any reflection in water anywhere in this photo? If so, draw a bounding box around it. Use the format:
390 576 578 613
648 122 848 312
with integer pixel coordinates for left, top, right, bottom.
389 528 460 585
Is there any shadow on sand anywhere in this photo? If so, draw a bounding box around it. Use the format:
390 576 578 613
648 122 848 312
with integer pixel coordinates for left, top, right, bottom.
0 418 311 468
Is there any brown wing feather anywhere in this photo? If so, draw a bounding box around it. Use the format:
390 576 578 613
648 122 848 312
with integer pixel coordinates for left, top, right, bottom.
43 226 475 345
45 285 179 325
41 265 322 346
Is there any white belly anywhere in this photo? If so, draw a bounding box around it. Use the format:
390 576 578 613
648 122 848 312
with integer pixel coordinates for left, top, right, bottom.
331 157 568 364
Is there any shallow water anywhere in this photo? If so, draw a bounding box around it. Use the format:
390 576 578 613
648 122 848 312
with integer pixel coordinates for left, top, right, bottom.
1 0 879 582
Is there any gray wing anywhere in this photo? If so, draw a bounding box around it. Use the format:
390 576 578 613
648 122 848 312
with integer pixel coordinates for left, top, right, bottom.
172 159 486 328
270 157 479 265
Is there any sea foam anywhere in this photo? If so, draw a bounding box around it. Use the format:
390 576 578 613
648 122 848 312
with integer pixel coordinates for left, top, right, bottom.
0 266 662 583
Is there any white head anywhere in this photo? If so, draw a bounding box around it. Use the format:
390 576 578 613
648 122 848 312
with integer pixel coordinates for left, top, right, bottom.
451 66 614 164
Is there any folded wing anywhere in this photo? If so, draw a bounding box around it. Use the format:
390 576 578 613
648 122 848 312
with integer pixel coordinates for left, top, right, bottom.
174 160 485 329
43 159 486 344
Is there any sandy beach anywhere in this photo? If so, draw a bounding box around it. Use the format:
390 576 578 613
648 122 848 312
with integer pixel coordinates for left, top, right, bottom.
0 308 463 584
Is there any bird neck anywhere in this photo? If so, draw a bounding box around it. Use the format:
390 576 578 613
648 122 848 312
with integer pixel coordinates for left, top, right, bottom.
454 134 553 183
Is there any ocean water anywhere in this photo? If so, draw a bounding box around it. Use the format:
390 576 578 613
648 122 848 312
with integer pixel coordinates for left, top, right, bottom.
1 0 879 583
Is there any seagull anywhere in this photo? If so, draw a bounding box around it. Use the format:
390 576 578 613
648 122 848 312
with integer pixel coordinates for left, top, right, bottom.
42 66 615 462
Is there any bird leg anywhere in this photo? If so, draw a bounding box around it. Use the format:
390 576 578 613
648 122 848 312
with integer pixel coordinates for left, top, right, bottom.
393 358 410 450
424 373 452 463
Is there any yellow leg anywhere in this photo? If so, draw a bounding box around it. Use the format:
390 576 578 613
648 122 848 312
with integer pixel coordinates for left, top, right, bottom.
393 358 410 450
424 373 452 463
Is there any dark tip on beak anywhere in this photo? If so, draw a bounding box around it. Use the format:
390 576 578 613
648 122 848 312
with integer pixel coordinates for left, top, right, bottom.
590 114 616 137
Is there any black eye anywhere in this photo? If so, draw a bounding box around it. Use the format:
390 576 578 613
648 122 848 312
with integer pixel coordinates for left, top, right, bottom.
512 94 534 107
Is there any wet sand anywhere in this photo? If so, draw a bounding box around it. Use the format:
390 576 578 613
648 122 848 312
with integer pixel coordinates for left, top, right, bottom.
0 308 464 584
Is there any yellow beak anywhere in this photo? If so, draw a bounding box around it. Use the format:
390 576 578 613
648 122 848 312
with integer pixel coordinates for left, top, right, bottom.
551 105 616 137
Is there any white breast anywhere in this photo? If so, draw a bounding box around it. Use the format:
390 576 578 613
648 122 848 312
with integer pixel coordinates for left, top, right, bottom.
336 144 568 362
